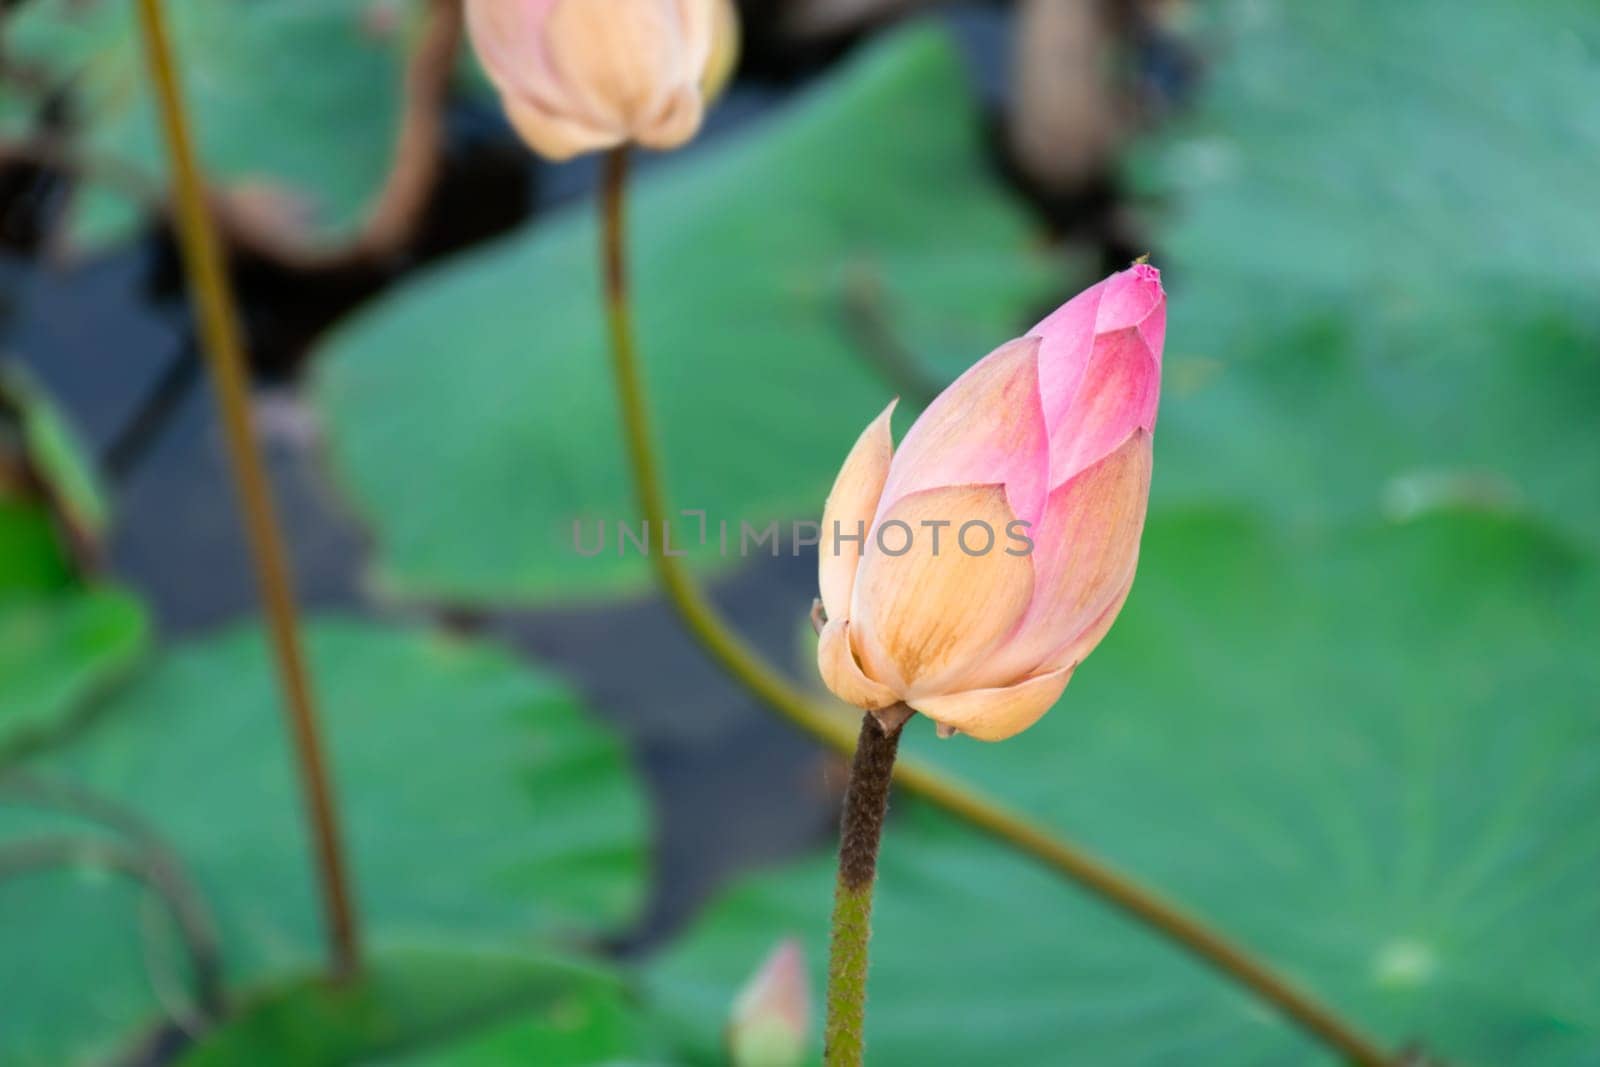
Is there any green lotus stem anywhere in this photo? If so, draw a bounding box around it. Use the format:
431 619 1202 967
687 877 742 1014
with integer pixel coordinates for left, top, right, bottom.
597 147 1394 1067
823 707 910 1066
133 0 360 979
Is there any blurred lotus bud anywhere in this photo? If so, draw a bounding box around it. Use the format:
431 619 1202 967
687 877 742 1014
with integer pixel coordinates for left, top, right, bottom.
725 938 810 1067
465 0 739 161
816 265 1165 741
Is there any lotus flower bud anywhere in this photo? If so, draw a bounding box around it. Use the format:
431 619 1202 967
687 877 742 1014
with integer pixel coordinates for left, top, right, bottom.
465 0 737 161
725 939 810 1067
816 264 1164 741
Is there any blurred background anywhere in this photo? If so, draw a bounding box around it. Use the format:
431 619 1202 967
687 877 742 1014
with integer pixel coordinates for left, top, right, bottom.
1 0 1596 1064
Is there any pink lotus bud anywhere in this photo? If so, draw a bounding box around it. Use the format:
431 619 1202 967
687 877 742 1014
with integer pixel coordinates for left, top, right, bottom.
816 264 1164 741
465 0 736 161
725 938 810 1067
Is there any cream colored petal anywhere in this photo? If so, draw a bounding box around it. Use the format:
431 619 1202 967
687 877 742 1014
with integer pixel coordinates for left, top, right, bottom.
547 0 693 139
973 431 1150 687
672 0 719 76
633 83 706 151
504 96 623 161
816 619 899 711
850 484 1035 696
819 400 897 623
910 667 1073 742
1043 570 1134 674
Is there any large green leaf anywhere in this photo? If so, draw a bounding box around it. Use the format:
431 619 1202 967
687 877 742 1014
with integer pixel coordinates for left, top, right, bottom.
312 25 1061 605
647 511 1600 1065
0 620 649 1066
1141 0 1600 289
1139 0 1600 547
4 0 409 251
175 946 657 1067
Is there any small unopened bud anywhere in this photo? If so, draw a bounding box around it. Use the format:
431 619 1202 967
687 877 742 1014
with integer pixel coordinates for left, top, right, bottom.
725 938 810 1067
465 0 739 161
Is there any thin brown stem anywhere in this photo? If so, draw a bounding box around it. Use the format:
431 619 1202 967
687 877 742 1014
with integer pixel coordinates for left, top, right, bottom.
345 0 461 263
597 148 1394 1066
132 0 360 979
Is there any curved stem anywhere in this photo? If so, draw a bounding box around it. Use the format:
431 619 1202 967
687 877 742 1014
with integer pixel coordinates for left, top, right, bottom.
0 834 225 1020
598 148 1393 1066
2 772 229 1021
0 774 228 1027
209 0 461 272
824 708 910 1066
133 0 360 979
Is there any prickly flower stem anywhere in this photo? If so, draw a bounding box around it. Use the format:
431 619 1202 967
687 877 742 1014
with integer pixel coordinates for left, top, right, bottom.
133 0 360 979
825 706 912 1066
595 149 1392 1067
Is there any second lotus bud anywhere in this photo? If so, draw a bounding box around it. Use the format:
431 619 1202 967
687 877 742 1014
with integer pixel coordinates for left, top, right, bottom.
466 0 738 161
726 938 810 1067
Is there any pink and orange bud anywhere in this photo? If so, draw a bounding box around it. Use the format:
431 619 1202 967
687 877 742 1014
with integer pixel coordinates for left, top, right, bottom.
815 264 1165 741
465 0 736 161
725 939 810 1067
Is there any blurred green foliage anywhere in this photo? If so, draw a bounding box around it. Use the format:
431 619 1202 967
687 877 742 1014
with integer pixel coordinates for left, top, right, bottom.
1 365 107 539
0 621 649 1065
174 947 659 1067
1136 0 1600 550
1 0 1596 1063
0 585 145 757
0 366 146 759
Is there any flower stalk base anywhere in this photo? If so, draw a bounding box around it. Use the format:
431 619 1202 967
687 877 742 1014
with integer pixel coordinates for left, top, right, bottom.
825 705 912 1066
